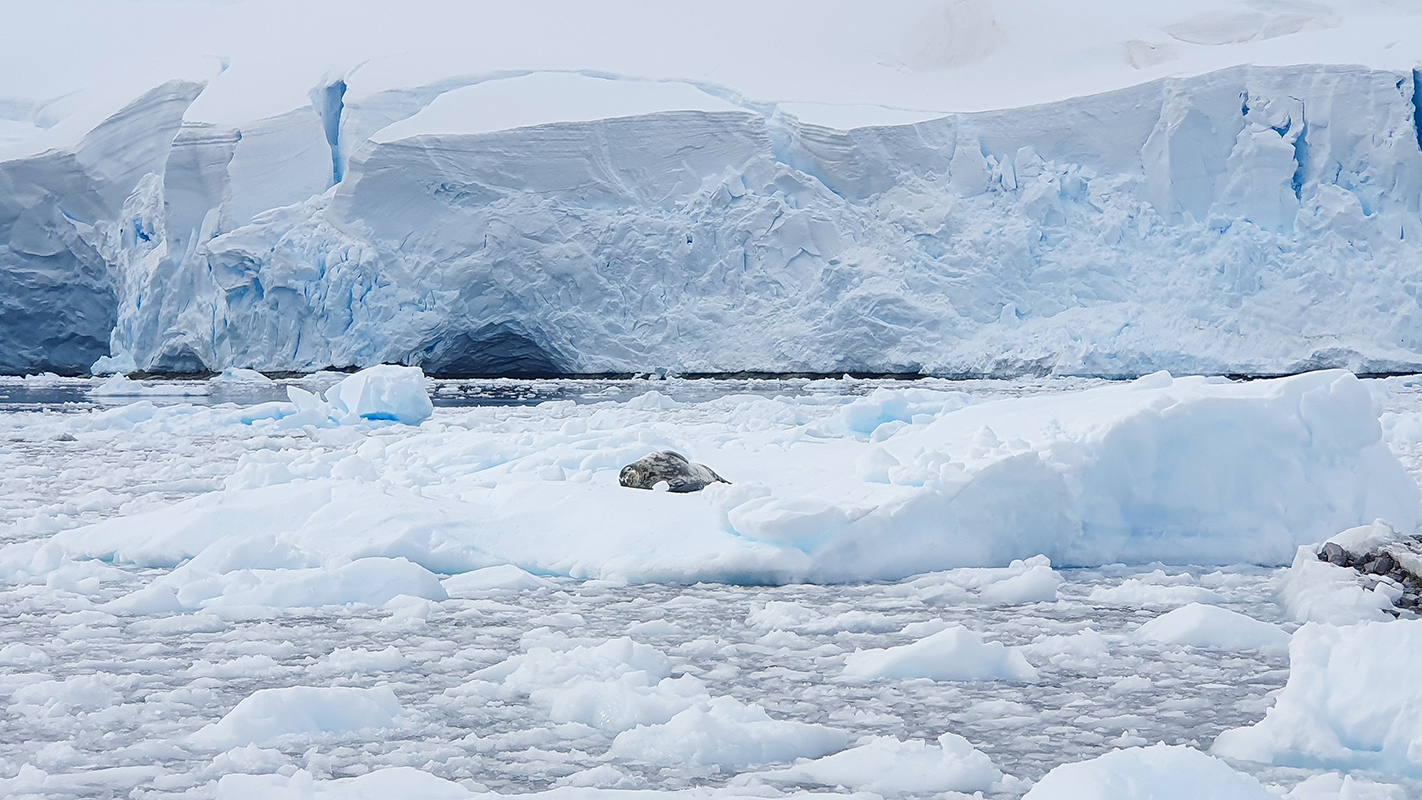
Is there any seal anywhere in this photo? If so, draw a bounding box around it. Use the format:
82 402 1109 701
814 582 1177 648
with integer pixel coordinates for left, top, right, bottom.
618 451 729 493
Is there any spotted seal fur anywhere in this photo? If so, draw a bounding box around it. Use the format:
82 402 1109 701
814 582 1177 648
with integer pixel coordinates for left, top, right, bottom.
618 451 729 493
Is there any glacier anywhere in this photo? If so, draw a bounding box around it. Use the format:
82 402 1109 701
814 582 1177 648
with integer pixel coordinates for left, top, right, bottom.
4 0 1422 376
2 63 1420 375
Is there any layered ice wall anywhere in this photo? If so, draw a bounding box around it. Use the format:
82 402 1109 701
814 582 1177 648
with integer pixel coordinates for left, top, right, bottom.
0 81 203 374
5 64 1422 375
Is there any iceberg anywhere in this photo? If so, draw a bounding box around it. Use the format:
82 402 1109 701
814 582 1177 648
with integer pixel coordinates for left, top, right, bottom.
1213 619 1422 776
14 369 1414 588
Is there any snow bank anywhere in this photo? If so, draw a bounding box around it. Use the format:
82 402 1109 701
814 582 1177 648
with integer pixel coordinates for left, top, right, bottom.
1132 603 1291 652
842 626 1038 683
1280 546 1400 625
754 732 1003 794
1212 620 1422 776
607 695 850 768
12 369 1419 589
1022 744 1273 799
1278 520 1422 625
371 73 742 141
191 686 406 748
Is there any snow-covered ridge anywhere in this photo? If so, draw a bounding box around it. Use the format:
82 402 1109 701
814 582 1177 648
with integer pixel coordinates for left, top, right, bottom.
4 60 1422 375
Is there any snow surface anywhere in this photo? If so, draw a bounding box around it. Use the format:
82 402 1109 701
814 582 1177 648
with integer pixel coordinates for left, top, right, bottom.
4 370 1412 589
370 74 743 141
4 2 1422 375
4 375 1422 796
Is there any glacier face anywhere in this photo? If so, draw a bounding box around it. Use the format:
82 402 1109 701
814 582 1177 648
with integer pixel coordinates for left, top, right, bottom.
0 81 203 374
5 65 1422 376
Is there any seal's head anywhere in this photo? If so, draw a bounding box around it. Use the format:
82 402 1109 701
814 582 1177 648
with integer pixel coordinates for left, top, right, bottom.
619 451 691 488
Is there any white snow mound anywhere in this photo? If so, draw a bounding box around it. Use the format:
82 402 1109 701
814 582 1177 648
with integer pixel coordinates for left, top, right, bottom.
322 365 432 424
842 625 1038 683
1212 619 1422 776
608 695 850 768
1132 603 1291 652
755 732 1004 794
191 686 406 749
1023 743 1274 799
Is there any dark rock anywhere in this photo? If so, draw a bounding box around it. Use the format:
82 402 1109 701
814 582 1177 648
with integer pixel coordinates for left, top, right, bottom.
1366 552 1397 575
618 451 729 493
1320 542 1349 566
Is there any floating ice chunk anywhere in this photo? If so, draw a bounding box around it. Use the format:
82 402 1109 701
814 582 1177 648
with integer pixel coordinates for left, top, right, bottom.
1285 772 1409 799
110 555 449 612
89 353 136 376
839 387 974 436
1089 575 1223 608
478 636 672 689
0 643 51 667
626 619 684 637
467 637 706 733
608 695 850 767
10 673 130 715
90 374 210 396
441 564 555 595
1024 628 1111 671
978 562 1063 604
1022 744 1273 799
310 646 412 677
191 686 406 749
1212 619 1422 775
755 732 1003 794
213 367 273 384
842 625 1038 683
746 601 904 634
555 764 642 789
322 365 432 424
1133 603 1291 652
217 766 471 799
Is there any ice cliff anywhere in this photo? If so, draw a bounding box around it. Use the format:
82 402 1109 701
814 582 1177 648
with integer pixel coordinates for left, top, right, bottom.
4 64 1422 376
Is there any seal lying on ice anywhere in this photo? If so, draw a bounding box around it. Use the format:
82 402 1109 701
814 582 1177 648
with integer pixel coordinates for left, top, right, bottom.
618 451 729 493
